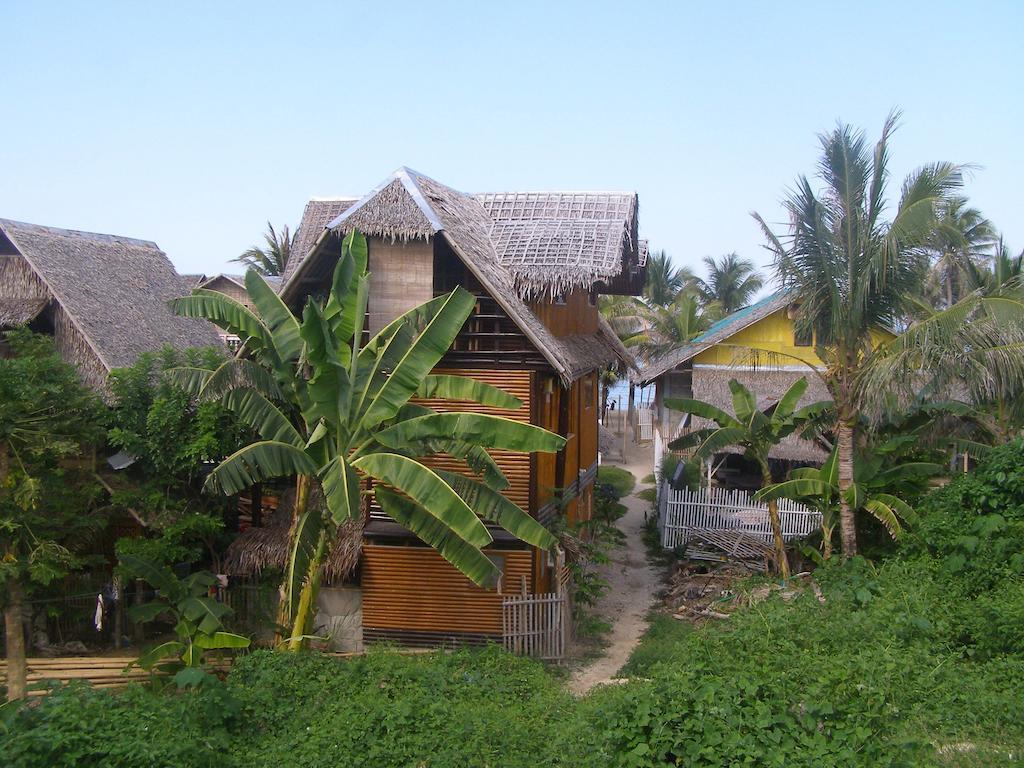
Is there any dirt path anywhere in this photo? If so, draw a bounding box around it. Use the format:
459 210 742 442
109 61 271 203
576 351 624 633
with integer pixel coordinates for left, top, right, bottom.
569 444 662 695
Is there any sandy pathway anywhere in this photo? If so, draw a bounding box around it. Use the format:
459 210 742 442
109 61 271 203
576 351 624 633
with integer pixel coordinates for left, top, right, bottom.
569 444 662 695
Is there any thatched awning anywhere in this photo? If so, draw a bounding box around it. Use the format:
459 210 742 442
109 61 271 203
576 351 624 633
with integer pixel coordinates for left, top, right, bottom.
0 297 47 327
683 366 830 464
223 515 363 584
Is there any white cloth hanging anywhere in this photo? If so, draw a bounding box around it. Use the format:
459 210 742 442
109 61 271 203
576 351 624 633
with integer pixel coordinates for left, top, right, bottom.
94 593 104 631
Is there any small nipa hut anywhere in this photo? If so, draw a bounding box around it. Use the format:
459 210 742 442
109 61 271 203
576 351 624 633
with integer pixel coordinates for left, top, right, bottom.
0 219 221 391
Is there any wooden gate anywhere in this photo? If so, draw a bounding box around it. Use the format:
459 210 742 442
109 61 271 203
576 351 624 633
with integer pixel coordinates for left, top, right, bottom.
636 407 654 442
501 551 569 661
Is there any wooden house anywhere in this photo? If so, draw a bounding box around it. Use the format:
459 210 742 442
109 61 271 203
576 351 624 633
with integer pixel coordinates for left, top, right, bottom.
231 168 642 648
0 219 221 391
190 273 283 350
634 291 833 485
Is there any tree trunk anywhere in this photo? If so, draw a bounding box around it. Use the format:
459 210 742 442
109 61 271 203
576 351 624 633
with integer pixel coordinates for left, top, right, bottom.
760 462 789 578
836 420 857 558
821 523 834 560
4 577 27 702
275 474 311 642
287 526 329 651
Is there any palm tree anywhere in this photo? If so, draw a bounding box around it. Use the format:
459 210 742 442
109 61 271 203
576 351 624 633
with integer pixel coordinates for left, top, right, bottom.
232 222 294 276
927 197 995 308
694 253 763 313
666 377 830 577
962 235 1024 296
173 231 563 647
624 292 711 361
752 111 1024 558
644 249 692 306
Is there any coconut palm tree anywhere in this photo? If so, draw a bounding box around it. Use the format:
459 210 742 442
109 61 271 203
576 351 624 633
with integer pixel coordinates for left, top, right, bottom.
624 292 712 361
232 222 294 277
927 197 995 308
752 111 1024 558
172 231 563 647
962 235 1024 296
644 249 692 307
666 377 830 577
694 253 763 313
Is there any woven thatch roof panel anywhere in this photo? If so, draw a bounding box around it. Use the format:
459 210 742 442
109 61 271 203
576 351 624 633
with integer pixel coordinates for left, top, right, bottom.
477 191 637 296
634 290 795 383
329 177 437 242
688 366 830 463
0 219 223 372
0 298 48 326
281 198 358 288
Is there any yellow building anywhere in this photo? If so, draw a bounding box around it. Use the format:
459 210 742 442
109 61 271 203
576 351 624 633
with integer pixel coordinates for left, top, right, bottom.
636 291 835 485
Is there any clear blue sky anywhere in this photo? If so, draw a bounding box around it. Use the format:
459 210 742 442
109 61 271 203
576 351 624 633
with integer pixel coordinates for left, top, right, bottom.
3 1 1021 281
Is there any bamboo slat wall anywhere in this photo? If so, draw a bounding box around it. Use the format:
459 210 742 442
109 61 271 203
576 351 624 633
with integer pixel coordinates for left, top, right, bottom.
368 238 434 336
413 368 532 511
361 544 532 636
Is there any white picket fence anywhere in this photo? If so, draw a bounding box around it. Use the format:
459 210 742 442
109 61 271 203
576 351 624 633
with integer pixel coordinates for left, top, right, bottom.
659 484 821 550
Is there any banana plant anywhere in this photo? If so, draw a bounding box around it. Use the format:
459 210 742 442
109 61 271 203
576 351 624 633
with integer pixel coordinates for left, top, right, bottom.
171 231 564 648
666 377 831 577
121 554 249 687
755 437 941 558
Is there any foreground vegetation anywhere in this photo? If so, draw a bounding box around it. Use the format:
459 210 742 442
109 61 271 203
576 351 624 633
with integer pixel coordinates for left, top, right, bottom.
7 441 1023 766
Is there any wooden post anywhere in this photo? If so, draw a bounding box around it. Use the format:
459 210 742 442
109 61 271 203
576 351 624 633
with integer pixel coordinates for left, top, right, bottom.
112 575 123 650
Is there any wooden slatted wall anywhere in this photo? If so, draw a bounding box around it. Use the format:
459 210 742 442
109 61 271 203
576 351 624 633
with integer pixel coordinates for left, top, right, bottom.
412 368 532 511
362 545 532 636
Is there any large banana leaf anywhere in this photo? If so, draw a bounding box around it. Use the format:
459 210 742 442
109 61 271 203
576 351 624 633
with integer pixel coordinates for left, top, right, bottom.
375 412 564 454
688 426 750 461
353 453 492 548
205 441 318 495
663 397 741 428
164 366 214 398
359 288 476 431
222 389 304 447
394 402 510 489
326 232 369 342
245 271 303 363
180 596 231 635
415 375 523 409
283 508 326 623
119 554 178 596
755 477 832 503
772 378 809 421
133 641 186 671
193 631 250 650
171 290 272 351
436 470 555 549
375 487 499 588
202 358 284 401
318 455 361 523
728 379 760 425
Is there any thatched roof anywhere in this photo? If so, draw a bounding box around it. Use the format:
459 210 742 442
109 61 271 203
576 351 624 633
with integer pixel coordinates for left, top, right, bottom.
223 495 363 584
634 290 795 383
281 169 639 383
0 219 223 371
684 367 830 464
280 197 359 288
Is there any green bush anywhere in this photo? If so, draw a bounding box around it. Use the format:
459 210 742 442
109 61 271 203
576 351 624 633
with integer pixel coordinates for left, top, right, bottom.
597 465 636 498
4 681 236 768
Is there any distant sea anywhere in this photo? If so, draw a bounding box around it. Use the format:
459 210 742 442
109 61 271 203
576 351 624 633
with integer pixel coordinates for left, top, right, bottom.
606 378 654 410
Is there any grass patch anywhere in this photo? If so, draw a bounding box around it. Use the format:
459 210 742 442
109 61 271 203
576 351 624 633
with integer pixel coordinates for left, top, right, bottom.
640 473 655 484
636 487 656 503
597 465 635 497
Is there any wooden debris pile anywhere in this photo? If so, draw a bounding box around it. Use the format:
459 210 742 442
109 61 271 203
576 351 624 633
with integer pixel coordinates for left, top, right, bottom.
665 563 825 624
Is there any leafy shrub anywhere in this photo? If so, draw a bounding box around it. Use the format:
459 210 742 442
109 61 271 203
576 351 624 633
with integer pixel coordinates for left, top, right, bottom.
597 466 636 498
4 681 236 768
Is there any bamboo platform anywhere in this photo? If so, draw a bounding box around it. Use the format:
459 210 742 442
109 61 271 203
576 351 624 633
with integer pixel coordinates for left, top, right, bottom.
0 648 438 696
